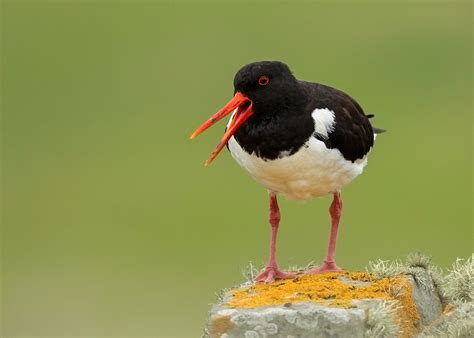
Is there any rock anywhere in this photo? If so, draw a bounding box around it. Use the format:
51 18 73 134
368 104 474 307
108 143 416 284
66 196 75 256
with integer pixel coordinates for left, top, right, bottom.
418 302 474 337
407 271 443 325
209 301 377 338
205 270 443 338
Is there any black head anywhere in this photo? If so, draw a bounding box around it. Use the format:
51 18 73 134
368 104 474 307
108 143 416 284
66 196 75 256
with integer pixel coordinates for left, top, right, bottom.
233 61 303 114
191 61 305 165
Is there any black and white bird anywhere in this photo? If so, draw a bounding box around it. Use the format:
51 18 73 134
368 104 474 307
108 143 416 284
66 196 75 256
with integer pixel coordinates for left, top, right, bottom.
191 61 383 283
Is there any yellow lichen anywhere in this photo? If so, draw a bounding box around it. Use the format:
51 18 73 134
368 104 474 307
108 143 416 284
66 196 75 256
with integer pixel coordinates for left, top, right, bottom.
393 276 420 338
225 271 421 337
210 315 234 338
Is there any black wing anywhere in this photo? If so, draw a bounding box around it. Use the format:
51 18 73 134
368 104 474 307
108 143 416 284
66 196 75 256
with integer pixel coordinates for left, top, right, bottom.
302 81 375 162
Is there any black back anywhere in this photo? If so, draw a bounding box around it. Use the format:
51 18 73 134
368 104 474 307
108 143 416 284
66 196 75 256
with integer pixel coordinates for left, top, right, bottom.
230 61 375 162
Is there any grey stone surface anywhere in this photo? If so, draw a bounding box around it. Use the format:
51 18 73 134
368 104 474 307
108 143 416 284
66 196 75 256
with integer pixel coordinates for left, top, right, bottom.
406 271 443 325
208 302 369 338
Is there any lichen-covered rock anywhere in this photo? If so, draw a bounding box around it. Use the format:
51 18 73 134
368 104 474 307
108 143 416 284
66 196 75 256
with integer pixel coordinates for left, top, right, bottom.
206 271 442 337
418 255 474 337
418 302 474 337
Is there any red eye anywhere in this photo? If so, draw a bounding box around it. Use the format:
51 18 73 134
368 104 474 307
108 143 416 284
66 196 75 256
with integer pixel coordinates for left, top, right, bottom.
258 75 270 86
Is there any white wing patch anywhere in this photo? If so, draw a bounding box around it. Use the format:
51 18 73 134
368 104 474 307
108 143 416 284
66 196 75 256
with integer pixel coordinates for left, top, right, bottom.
312 108 335 139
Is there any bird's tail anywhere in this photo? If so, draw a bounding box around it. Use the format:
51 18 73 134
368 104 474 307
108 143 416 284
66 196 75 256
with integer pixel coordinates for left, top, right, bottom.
366 114 386 134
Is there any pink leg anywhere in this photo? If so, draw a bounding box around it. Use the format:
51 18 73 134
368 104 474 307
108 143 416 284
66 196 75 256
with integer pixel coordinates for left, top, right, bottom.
255 193 295 283
305 192 343 274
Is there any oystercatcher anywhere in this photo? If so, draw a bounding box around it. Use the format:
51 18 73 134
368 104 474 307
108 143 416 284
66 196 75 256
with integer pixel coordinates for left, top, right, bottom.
191 61 383 283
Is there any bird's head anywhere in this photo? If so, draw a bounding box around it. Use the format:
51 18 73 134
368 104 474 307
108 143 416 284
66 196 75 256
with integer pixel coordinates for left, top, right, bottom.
233 61 299 112
191 61 301 165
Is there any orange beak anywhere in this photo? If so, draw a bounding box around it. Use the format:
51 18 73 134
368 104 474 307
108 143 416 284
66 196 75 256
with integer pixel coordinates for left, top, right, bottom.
190 92 254 165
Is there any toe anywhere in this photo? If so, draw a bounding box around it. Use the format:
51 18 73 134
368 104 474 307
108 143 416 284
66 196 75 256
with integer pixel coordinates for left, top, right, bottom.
255 272 267 282
304 262 343 275
255 267 295 283
276 271 296 279
264 270 276 284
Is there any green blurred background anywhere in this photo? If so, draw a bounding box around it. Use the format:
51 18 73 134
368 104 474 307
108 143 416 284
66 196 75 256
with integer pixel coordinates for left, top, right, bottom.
1 0 472 337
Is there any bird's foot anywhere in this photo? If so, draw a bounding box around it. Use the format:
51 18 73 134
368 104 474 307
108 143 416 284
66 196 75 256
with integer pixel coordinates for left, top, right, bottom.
304 260 342 275
255 266 295 284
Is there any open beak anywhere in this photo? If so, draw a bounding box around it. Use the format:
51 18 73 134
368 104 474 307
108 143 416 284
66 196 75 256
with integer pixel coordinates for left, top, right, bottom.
190 91 253 165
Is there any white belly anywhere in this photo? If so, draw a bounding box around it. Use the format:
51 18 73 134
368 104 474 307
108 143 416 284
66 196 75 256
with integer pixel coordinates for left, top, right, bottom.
228 136 369 200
